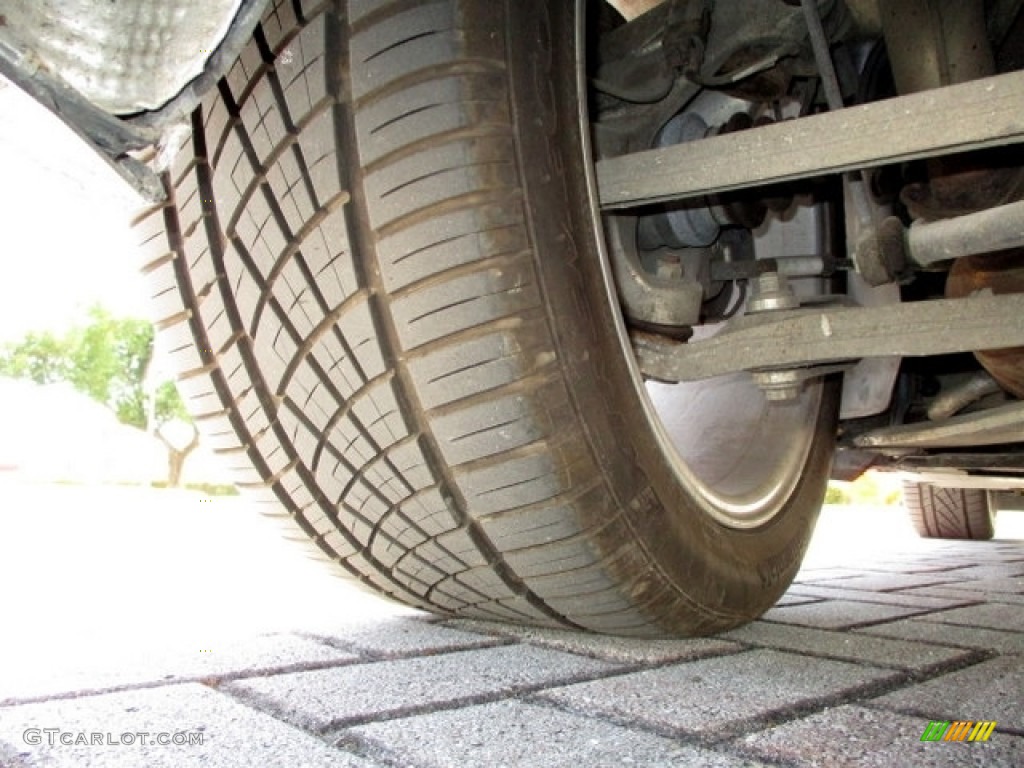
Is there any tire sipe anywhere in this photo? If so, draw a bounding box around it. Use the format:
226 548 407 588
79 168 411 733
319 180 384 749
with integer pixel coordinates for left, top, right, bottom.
134 0 839 635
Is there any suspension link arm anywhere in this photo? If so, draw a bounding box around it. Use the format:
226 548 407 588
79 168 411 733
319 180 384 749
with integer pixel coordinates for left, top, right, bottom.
634 293 1024 382
597 71 1024 209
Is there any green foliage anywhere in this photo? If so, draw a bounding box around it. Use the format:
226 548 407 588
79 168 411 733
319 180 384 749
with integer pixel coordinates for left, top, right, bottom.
0 305 188 431
150 481 239 496
154 379 189 424
826 473 903 507
824 484 852 505
0 329 71 384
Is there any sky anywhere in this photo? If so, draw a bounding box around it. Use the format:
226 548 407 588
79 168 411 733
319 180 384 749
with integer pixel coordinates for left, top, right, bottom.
0 76 152 342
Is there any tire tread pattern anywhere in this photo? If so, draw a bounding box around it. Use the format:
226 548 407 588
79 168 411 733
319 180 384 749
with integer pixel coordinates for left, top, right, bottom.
902 481 995 540
133 0 817 635
134 0 653 631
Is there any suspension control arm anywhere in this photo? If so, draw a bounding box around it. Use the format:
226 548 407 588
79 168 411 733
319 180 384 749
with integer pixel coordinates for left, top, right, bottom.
635 293 1024 382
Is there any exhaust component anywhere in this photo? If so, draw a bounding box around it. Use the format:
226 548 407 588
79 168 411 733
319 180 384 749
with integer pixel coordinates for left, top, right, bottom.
927 373 1004 422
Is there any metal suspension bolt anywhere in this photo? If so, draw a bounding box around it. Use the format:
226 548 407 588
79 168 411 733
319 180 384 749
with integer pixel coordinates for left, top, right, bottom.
752 370 805 403
748 271 800 314
748 271 804 402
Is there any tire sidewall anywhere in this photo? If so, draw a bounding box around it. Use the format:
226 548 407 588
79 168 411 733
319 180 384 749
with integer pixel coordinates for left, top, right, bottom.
503 0 839 631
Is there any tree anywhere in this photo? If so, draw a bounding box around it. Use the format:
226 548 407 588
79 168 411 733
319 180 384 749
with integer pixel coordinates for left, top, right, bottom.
0 306 199 486
150 380 200 488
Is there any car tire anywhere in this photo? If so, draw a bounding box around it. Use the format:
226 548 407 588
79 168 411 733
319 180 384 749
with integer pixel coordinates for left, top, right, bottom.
902 481 996 540
133 0 839 635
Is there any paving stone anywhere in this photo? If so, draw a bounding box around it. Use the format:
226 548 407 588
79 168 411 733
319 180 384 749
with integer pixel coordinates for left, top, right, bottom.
871 656 1024 734
761 600 931 629
794 568 870 583
2 494 1021 767
774 593 823 608
941 565 1024 580
917 604 1024 633
445 619 744 664
813 573 961 592
830 561 974 575
538 649 898 738
855 619 1024 655
787 584 974 610
742 704 1023 768
0 634 358 705
316 618 502 658
911 558 998 571
349 700 768 767
898 586 1024 606
227 645 613 731
723 622 973 671
934 577 1024 595
0 684 379 768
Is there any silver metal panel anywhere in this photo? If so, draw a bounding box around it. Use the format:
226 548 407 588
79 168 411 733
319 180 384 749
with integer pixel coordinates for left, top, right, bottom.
5 0 242 113
597 71 1024 209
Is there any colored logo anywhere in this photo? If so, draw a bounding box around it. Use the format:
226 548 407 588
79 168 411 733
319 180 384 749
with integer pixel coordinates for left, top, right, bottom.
920 720 997 742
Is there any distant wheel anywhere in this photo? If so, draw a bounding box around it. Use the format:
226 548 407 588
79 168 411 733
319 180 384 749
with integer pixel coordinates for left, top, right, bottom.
902 481 996 540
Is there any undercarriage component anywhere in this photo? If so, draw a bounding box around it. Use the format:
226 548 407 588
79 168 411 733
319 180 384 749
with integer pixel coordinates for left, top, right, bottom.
733 173 1024 276
927 372 1004 422
596 70 1024 209
0 0 269 200
752 364 848 403
852 214 906 285
634 292 1024 382
1 0 246 113
747 271 799 314
888 452 1024 474
902 166 1024 222
709 255 831 281
855 401 1024 449
605 0 666 22
814 1 903 289
613 245 705 328
744 271 808 401
879 0 995 96
799 0 844 111
838 277 902 419
905 200 1024 266
637 113 771 249
0 38 163 199
907 474 1023 492
947 252 1024 398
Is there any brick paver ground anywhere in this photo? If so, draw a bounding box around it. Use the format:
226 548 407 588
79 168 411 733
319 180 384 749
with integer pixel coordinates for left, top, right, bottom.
0 486 1021 767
